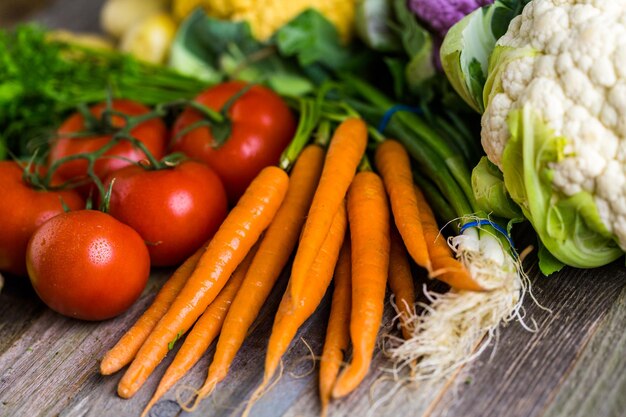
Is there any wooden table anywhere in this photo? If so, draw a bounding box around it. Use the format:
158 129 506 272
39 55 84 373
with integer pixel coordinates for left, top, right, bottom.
1 2 626 416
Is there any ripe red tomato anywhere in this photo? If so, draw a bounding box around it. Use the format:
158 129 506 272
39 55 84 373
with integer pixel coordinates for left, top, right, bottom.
104 161 228 266
0 161 84 276
26 210 150 321
49 99 167 189
172 82 296 203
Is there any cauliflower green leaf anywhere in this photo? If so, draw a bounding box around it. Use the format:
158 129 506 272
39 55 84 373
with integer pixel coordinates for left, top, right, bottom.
440 0 530 113
503 106 623 271
472 156 522 219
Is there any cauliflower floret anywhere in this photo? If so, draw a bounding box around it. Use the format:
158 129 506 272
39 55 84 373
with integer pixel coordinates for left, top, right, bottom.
481 0 626 246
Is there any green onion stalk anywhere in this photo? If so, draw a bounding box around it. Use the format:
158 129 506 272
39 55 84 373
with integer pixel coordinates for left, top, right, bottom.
341 75 536 381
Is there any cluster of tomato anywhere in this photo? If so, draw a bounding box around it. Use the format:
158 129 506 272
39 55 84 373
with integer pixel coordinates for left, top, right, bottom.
0 82 296 321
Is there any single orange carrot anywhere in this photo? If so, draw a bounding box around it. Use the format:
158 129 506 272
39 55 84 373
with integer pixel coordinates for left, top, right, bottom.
332 171 390 399
388 224 416 341
100 245 206 375
140 243 259 417
375 139 431 271
319 237 351 417
194 144 325 400
414 185 483 291
117 166 289 398
242 201 348 417
289 118 367 301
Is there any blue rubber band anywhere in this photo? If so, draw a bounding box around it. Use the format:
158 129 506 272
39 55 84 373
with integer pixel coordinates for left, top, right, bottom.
459 219 517 253
377 104 422 133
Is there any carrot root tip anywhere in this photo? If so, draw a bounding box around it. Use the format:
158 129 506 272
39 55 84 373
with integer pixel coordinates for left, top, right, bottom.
175 384 203 412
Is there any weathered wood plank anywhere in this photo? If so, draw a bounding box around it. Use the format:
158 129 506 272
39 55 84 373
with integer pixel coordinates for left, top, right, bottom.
541 285 626 417
0 271 171 417
425 261 626 417
0 278 46 353
2 256 626 417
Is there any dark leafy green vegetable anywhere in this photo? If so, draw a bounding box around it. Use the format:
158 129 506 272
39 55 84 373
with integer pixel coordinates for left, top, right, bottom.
390 0 435 91
170 9 374 98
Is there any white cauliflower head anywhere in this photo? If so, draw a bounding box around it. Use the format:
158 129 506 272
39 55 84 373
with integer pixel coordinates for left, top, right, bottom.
482 0 626 251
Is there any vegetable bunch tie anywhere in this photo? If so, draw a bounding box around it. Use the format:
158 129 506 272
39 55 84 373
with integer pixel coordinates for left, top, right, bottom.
385 216 537 382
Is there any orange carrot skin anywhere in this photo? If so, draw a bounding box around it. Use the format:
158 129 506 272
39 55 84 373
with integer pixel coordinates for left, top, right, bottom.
375 139 431 271
388 225 416 341
264 201 347 383
117 166 289 399
141 244 258 417
290 118 367 301
332 172 390 399
414 185 483 291
100 244 206 375
201 145 325 392
319 238 351 416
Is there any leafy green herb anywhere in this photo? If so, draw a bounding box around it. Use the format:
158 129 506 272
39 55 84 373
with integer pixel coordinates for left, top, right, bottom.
0 25 206 158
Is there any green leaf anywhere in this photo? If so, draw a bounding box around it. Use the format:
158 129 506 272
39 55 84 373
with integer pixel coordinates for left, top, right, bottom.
170 9 348 97
383 57 406 99
490 0 532 38
275 9 352 70
440 0 531 114
538 240 565 276
502 106 623 268
169 9 262 83
391 0 435 90
355 0 401 52
472 156 523 219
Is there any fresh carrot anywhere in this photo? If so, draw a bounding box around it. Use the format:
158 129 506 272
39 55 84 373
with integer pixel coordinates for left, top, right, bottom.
388 225 416 341
140 243 259 417
319 238 351 417
332 171 390 399
100 245 206 375
375 139 431 271
194 144 325 400
242 202 348 417
117 166 289 399
414 185 483 291
289 118 367 301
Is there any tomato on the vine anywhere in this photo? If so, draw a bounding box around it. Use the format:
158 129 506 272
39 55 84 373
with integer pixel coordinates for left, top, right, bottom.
172 82 296 203
26 210 150 321
104 160 228 266
49 99 167 188
0 161 84 276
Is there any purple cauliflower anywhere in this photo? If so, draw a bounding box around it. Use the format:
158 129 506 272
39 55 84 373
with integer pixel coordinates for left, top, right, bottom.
409 0 494 38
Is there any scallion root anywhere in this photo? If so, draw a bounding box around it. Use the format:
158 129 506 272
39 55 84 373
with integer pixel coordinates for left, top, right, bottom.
385 223 539 382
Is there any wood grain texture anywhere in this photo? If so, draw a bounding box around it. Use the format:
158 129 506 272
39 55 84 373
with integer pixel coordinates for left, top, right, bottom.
426 262 626 417
2 258 624 417
542 285 626 417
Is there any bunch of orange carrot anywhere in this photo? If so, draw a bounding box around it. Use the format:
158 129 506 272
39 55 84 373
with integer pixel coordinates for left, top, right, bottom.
99 117 479 416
